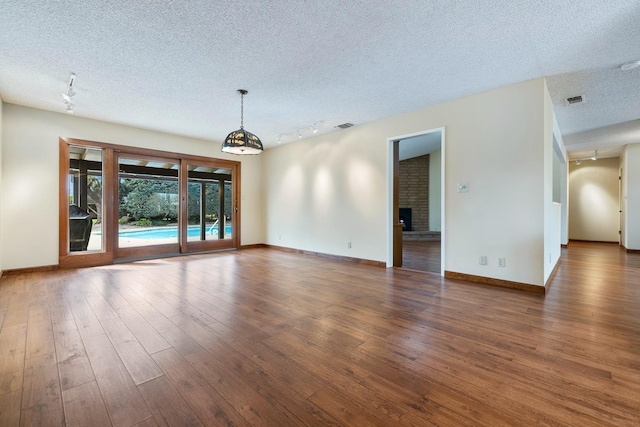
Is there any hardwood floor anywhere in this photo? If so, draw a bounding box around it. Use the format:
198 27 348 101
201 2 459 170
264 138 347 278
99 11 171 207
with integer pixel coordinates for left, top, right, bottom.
402 240 441 273
1 242 640 426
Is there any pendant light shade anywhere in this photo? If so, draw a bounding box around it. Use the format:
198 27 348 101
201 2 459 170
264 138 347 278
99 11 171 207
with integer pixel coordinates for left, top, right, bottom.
221 89 263 155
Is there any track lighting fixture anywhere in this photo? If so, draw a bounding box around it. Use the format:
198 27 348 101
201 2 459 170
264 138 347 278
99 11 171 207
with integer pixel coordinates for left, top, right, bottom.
276 122 325 144
620 60 640 71
573 150 598 165
62 72 77 113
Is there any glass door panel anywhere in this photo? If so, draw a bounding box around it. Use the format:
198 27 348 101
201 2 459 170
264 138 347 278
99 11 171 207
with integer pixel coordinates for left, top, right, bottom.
68 145 103 252
186 164 234 247
117 156 179 251
224 181 232 240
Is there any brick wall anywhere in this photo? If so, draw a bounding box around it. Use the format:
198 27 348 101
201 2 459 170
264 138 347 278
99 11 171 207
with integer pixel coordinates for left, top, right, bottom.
399 154 429 231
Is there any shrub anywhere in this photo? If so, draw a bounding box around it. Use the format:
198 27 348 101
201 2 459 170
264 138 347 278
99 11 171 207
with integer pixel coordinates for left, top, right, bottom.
134 218 153 227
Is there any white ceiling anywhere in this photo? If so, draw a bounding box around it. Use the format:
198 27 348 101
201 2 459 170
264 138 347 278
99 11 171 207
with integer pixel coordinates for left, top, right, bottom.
398 132 442 161
1 1 639 158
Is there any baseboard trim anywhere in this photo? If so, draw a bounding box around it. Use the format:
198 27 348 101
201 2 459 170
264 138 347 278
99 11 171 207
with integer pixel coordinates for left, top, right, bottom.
444 270 545 294
240 244 268 250
265 244 386 268
545 258 561 292
621 244 640 254
561 244 568 249
0 264 59 277
569 239 619 244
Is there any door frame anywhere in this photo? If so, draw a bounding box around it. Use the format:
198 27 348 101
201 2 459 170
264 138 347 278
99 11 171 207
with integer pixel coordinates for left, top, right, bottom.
59 137 240 268
386 127 446 275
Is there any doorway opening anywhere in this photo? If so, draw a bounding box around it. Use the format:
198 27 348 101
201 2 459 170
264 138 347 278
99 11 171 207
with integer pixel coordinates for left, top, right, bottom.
387 128 445 274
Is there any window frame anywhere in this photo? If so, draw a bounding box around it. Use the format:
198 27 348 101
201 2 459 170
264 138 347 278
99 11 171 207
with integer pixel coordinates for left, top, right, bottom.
59 137 241 268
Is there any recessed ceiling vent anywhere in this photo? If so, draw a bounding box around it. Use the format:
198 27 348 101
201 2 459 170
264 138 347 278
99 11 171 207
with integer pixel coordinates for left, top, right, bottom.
565 95 584 106
335 123 354 129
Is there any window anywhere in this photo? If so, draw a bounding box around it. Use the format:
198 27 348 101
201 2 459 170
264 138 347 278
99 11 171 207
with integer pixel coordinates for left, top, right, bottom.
59 138 240 268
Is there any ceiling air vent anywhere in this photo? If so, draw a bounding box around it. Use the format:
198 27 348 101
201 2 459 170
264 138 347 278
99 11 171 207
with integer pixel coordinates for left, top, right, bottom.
565 95 584 106
335 123 354 129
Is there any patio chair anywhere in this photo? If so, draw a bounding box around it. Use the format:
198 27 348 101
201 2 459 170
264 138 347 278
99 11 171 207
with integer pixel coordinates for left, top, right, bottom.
69 204 93 251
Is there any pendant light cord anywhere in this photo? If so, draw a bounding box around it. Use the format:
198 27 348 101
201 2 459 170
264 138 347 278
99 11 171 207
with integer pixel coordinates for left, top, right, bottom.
240 91 244 130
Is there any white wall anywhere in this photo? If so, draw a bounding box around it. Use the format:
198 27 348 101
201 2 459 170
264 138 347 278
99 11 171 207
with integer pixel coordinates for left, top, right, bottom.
264 78 550 287
568 157 620 242
1 104 264 270
543 83 564 283
554 115 570 247
621 144 640 249
428 148 441 231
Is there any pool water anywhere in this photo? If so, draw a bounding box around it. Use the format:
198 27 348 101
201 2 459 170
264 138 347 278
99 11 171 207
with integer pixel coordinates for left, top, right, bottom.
120 225 232 239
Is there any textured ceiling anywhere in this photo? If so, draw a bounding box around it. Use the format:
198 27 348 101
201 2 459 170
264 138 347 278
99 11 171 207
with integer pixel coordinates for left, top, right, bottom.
1 1 639 157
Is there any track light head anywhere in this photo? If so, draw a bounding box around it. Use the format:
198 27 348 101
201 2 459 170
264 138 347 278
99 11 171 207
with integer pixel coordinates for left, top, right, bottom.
63 72 77 113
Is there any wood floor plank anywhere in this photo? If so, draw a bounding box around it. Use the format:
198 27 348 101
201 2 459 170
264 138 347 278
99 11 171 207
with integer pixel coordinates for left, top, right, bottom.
0 389 22 426
83 333 152 427
231 363 342 426
101 317 163 385
68 295 105 340
0 324 27 396
131 275 217 327
51 319 95 391
308 386 384 426
186 348 301 426
1 243 640 426
25 305 55 360
151 348 250 427
2 294 28 329
137 375 204 427
402 240 441 273
115 305 172 355
133 417 160 427
62 381 112 427
20 352 64 426
205 321 326 399
137 306 203 356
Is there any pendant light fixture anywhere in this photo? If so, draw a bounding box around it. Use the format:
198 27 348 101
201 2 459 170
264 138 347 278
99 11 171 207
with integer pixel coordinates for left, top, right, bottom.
221 89 263 155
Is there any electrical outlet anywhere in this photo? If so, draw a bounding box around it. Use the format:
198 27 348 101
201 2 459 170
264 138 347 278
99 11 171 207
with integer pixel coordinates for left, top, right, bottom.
498 258 506 267
347 241 352 249
479 256 487 265
279 234 282 240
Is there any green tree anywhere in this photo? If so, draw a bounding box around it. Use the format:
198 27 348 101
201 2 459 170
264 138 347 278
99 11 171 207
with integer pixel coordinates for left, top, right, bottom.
87 175 102 223
119 178 178 221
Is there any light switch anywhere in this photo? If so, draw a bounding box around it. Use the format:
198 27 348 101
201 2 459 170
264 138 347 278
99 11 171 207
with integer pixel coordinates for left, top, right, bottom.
457 182 470 193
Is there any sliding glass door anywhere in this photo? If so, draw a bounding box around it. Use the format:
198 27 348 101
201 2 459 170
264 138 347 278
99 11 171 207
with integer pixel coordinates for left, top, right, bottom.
116 154 181 258
184 163 236 251
59 138 240 268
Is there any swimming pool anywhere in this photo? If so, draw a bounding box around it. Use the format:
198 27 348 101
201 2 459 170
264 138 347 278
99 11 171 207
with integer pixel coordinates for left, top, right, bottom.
119 225 232 239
